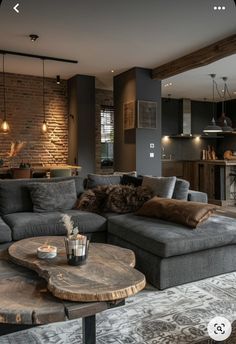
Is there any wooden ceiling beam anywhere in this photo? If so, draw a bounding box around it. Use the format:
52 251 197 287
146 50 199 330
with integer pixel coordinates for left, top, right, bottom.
152 34 236 80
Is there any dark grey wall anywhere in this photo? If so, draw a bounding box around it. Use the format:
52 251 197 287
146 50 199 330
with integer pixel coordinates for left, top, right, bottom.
161 98 219 161
68 75 95 177
216 99 236 157
114 67 161 176
162 137 217 161
162 98 213 135
191 100 214 134
162 98 182 135
114 68 136 172
135 68 162 176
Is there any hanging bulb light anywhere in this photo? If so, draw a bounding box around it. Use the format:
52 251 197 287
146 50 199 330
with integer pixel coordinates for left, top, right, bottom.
1 54 10 133
42 120 47 133
203 74 222 133
41 59 47 133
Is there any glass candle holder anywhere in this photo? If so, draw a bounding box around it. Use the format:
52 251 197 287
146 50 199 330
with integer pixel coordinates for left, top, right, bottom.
64 235 89 266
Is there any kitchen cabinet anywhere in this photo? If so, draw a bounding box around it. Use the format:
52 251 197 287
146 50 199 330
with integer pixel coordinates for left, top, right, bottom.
162 161 183 178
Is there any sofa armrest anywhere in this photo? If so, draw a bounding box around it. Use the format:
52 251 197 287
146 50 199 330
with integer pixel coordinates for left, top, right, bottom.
187 190 208 203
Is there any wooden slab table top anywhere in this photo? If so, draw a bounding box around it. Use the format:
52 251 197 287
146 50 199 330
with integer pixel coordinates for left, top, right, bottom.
0 239 146 343
8 237 145 302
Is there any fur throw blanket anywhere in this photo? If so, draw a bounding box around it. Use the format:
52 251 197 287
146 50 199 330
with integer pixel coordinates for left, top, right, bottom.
77 184 153 214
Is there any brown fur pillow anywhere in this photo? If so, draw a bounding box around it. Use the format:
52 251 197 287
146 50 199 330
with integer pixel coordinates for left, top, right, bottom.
77 185 153 214
106 185 153 213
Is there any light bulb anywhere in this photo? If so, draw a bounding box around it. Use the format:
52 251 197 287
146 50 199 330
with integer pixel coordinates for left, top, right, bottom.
1 120 10 133
42 121 47 133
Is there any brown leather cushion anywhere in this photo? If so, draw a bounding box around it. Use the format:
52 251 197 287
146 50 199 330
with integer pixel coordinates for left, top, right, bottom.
136 196 217 228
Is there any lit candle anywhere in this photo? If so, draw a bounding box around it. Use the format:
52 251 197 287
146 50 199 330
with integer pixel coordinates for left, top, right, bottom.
37 245 57 259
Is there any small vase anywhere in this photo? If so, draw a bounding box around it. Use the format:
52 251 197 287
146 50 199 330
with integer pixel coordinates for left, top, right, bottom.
64 235 89 266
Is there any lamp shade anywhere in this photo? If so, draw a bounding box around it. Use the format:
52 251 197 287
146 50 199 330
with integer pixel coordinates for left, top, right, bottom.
203 118 222 133
221 119 233 132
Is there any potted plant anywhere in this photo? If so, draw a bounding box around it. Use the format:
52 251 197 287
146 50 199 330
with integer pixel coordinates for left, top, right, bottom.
62 214 89 266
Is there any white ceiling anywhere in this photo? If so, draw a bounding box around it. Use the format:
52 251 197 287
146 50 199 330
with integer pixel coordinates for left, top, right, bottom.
0 0 236 99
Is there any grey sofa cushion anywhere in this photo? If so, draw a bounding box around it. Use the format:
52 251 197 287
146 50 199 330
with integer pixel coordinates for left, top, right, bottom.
3 210 107 241
172 178 190 200
0 217 12 243
28 180 77 212
0 176 84 215
188 190 208 203
86 174 121 189
108 213 236 258
142 176 176 198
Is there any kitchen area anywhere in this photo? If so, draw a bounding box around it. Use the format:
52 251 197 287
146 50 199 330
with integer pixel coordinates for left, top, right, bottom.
161 97 236 206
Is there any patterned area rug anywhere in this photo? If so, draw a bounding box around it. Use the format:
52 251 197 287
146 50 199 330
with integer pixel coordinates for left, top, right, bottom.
1 272 236 344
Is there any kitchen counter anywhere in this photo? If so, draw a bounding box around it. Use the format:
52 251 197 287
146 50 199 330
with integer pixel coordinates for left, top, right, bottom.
196 160 236 165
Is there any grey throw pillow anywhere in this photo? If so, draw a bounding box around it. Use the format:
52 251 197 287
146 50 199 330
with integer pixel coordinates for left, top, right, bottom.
86 174 121 189
142 176 176 198
172 178 190 200
28 180 77 212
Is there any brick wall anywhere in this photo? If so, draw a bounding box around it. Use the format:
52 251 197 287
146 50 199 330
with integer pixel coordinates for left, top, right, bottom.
0 72 68 167
95 88 113 173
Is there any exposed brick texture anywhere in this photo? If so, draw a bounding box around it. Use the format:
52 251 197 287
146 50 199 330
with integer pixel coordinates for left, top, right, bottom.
95 88 113 173
0 72 68 167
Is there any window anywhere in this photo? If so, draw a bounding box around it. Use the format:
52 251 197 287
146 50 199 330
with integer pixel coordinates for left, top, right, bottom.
101 106 114 167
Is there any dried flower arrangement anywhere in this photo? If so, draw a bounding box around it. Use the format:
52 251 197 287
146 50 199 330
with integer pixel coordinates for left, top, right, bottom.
9 141 26 157
62 214 84 240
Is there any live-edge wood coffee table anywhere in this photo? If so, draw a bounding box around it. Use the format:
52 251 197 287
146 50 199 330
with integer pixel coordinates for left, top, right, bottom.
0 236 146 344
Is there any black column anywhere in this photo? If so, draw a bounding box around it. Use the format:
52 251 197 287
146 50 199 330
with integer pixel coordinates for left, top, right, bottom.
68 75 96 177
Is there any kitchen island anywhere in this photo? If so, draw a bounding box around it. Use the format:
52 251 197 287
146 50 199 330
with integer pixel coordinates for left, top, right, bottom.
162 159 236 206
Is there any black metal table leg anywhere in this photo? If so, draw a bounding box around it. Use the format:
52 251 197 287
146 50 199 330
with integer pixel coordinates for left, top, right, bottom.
82 315 96 344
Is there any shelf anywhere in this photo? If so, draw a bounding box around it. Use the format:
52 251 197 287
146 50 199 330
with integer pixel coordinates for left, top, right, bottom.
166 135 223 139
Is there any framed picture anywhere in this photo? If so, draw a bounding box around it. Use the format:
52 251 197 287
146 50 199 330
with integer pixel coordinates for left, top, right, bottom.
137 100 157 129
123 101 136 130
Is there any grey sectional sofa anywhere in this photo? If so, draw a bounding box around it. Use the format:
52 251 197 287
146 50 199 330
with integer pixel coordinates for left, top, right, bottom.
0 176 107 245
0 175 236 290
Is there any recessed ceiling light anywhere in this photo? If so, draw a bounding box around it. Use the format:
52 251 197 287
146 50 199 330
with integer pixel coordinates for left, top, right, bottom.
111 70 114 73
29 34 39 42
56 75 61 85
164 82 173 87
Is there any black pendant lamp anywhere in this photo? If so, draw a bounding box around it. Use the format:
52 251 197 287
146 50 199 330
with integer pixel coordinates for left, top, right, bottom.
42 59 47 133
203 74 222 133
1 54 10 133
218 77 233 132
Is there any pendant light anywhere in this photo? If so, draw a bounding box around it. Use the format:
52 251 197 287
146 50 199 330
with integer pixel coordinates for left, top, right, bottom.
218 77 233 132
1 54 10 133
42 59 47 133
203 74 222 133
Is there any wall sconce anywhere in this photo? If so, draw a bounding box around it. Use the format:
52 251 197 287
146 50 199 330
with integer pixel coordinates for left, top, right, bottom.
56 75 61 85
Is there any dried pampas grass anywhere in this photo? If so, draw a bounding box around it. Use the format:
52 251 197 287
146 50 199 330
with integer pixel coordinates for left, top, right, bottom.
9 141 26 157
